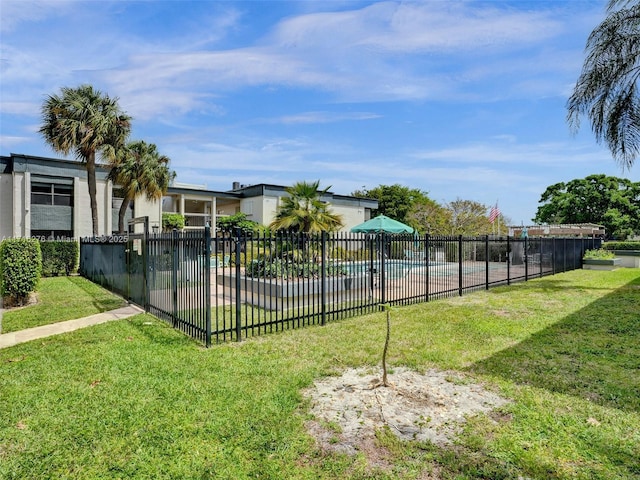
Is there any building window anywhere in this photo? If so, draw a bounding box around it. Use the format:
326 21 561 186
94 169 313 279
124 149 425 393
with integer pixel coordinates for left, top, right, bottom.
31 183 73 206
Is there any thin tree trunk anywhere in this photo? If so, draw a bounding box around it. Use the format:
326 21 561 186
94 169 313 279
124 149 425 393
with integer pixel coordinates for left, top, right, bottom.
382 305 390 387
87 152 99 236
118 196 131 234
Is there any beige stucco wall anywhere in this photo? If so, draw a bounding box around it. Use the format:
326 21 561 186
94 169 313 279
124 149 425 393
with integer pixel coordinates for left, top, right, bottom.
0 173 15 238
74 177 94 237
134 196 162 232
330 204 365 232
238 196 279 226
240 194 366 231
72 176 116 237
11 172 27 237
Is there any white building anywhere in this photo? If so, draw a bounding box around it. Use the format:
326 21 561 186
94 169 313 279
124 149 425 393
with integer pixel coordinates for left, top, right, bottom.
1 153 377 238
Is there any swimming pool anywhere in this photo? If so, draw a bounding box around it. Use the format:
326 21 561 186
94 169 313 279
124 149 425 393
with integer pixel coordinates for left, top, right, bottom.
337 259 446 276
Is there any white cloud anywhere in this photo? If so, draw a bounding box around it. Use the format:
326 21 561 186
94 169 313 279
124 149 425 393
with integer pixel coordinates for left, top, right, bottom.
0 0 588 120
0 0 76 33
275 111 382 125
0 134 33 149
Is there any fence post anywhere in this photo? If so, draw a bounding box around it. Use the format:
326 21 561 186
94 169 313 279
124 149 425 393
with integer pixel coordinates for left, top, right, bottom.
143 218 150 312
205 225 212 347
507 236 511 285
539 237 543 277
524 236 528 281
425 234 430 301
321 231 327 326
485 235 489 290
172 229 178 327
458 235 463 296
234 228 242 342
380 233 386 305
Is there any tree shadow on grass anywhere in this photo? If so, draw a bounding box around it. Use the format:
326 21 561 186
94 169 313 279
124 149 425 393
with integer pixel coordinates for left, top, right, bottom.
491 276 620 295
67 275 127 311
471 275 640 413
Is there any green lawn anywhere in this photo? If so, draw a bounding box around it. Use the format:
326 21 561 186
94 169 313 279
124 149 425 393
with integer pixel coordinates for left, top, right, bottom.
1 276 126 333
1 269 639 479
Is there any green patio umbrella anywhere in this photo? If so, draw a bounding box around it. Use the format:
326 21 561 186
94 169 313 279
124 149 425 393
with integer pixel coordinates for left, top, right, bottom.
350 214 414 234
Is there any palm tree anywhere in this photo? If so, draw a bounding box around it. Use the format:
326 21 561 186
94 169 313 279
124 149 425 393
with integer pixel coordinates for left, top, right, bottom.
40 84 131 236
270 180 344 233
109 141 174 233
567 0 640 170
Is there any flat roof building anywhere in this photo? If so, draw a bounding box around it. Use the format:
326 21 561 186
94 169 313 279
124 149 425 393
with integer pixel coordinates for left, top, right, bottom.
1 153 377 239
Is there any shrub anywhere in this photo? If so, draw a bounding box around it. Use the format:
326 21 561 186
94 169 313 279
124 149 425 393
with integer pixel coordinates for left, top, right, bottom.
162 213 185 231
245 257 346 279
602 241 640 251
40 240 79 276
216 212 259 234
330 246 373 262
583 248 616 260
0 238 42 306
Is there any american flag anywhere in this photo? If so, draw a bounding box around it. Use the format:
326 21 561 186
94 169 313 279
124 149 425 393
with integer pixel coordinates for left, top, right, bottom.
489 204 500 223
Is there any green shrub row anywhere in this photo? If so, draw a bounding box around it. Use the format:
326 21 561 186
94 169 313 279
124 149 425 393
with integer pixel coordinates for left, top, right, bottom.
0 238 42 306
603 241 640 251
583 248 616 260
40 241 79 276
162 213 185 231
245 257 347 279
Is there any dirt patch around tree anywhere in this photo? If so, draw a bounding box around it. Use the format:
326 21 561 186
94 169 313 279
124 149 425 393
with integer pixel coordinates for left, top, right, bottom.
304 366 510 458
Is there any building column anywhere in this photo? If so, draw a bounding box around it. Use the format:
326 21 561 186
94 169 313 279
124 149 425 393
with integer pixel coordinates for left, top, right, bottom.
12 172 29 238
73 177 80 238
23 172 31 237
105 179 112 235
211 196 217 231
156 197 163 233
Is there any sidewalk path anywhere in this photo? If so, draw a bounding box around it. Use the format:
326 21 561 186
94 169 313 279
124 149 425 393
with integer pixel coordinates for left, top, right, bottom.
0 304 144 350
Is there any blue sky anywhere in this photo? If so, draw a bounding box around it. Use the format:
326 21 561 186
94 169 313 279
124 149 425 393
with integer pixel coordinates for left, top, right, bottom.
1 0 638 225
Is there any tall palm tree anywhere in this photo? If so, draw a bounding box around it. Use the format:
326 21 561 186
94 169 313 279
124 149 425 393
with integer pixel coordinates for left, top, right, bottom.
270 180 344 233
567 0 640 170
109 141 174 233
40 84 131 236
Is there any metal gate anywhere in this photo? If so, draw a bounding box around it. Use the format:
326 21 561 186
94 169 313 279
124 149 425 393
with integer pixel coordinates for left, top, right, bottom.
126 217 149 308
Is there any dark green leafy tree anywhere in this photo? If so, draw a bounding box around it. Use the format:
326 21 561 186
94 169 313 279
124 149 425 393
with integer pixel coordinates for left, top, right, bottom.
162 213 185 231
352 184 428 224
109 141 174 233
216 213 259 234
445 199 496 236
567 0 640 170
40 84 131 236
533 174 640 239
270 180 344 233
406 197 451 235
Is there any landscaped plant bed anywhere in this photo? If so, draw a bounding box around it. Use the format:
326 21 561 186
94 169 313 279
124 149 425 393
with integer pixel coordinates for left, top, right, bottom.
608 250 640 268
216 272 371 311
583 257 621 270
603 241 640 268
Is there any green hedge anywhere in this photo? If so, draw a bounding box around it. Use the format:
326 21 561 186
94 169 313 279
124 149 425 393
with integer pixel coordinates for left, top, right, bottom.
602 241 640 251
162 213 185 231
0 238 42 306
40 240 79 276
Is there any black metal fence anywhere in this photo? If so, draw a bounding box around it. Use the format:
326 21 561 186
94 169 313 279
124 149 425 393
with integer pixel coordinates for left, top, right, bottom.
80 226 212 345
80 228 601 346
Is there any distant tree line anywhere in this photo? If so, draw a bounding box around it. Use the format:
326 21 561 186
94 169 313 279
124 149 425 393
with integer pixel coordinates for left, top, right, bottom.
351 184 508 236
534 174 640 239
